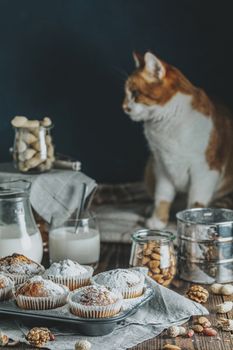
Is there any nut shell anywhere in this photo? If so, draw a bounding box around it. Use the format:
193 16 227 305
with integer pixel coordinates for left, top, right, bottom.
216 301 233 313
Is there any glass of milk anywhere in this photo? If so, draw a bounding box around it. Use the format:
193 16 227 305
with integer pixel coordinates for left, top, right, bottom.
0 180 43 263
49 211 100 269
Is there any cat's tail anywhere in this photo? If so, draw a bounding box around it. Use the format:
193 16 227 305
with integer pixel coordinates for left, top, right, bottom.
210 192 233 209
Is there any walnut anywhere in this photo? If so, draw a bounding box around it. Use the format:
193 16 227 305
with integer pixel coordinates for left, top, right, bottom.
26 327 54 347
186 285 209 303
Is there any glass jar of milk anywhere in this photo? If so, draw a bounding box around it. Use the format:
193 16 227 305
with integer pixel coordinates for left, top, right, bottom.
0 180 43 263
49 212 100 269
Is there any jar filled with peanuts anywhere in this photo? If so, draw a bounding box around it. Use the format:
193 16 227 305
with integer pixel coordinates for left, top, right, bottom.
129 229 177 287
11 116 55 173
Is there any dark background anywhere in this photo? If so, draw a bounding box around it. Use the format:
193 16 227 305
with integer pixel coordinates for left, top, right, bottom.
0 0 232 183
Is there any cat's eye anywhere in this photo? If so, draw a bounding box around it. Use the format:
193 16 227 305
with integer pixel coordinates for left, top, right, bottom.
131 90 140 99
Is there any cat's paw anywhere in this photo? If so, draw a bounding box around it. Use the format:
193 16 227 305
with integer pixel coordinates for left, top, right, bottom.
146 216 167 229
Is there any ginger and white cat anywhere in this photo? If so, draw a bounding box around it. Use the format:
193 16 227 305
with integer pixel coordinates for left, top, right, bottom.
123 51 233 229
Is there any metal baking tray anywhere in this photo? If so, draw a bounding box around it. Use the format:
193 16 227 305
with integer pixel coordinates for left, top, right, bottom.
0 286 154 336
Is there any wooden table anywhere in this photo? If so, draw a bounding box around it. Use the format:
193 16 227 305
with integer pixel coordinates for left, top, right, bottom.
3 242 233 349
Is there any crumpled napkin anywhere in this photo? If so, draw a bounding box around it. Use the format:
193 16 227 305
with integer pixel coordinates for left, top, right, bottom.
30 170 96 223
0 277 208 350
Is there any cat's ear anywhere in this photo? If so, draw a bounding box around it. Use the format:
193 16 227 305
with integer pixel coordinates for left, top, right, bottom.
144 52 166 80
133 51 144 68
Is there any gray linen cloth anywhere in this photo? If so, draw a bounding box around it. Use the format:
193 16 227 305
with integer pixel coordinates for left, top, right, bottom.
0 277 208 350
0 163 96 223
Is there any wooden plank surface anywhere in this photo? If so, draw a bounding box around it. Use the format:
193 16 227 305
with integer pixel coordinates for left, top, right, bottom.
2 242 233 349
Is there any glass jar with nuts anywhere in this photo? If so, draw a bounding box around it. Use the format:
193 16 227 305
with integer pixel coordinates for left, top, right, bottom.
129 230 176 287
11 116 55 173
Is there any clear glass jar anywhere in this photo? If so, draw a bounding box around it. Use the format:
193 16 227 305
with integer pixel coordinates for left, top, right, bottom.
49 211 100 269
0 180 43 263
13 124 55 173
130 229 176 287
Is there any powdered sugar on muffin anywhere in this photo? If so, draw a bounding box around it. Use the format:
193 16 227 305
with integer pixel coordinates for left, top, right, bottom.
68 285 123 318
95 269 141 289
92 268 145 299
43 259 93 291
73 285 119 306
15 276 69 310
44 259 88 277
15 276 67 297
0 253 44 276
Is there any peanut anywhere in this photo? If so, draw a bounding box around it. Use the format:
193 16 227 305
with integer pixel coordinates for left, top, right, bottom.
198 316 210 326
192 325 204 333
142 257 150 265
203 328 217 336
151 253 160 260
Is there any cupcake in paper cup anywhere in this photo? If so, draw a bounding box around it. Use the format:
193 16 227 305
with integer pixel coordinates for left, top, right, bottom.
68 285 123 318
0 274 14 301
14 276 69 310
43 259 93 291
91 268 145 299
0 253 45 285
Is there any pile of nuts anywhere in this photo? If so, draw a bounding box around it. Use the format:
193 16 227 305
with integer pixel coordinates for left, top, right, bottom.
186 285 209 303
167 316 217 341
11 116 55 173
26 327 55 347
133 240 176 286
191 316 217 336
210 283 233 296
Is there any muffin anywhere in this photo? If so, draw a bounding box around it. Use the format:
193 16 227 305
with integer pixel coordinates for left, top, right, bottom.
14 276 69 310
0 274 14 301
43 259 93 291
68 285 123 318
0 253 45 284
92 268 145 299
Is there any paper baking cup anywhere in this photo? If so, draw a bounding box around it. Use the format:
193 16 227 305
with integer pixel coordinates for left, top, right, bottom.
45 265 94 291
15 285 69 310
0 280 14 301
68 288 123 318
91 270 145 299
6 268 45 285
